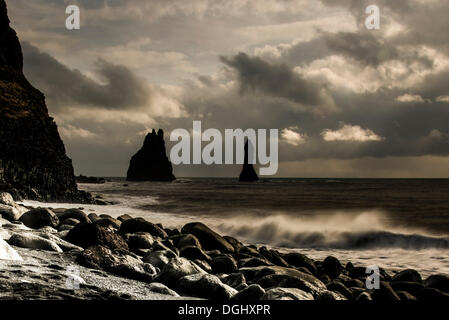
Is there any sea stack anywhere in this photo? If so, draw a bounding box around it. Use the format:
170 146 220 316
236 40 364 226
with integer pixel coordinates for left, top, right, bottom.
239 140 259 182
126 129 176 182
0 0 86 201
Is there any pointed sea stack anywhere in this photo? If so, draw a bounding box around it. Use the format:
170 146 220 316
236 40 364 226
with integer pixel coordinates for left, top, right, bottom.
239 140 259 182
126 129 176 182
0 0 89 201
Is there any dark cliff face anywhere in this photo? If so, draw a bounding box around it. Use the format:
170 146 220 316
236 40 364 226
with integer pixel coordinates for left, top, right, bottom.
127 129 176 182
0 0 86 201
239 141 259 182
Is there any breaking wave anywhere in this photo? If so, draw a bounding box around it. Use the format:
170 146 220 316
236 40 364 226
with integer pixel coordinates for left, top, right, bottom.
216 211 449 250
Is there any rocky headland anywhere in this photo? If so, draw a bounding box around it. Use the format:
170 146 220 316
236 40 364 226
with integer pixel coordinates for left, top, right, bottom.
1 191 448 301
126 129 176 182
0 0 93 203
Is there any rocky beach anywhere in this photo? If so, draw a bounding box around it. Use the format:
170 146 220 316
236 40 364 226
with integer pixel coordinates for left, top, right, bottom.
1 191 449 301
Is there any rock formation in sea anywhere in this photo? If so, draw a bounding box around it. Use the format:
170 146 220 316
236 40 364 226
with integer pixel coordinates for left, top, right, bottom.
0 0 90 202
239 140 259 182
126 129 176 182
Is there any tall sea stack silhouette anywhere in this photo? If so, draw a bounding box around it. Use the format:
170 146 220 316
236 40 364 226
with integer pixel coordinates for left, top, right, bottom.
0 0 89 201
239 140 259 182
126 129 176 182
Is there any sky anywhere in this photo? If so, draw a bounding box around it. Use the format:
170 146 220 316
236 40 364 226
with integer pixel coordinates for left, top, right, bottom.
6 0 449 177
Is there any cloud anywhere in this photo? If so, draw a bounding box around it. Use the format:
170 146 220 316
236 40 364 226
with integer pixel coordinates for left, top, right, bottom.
396 94 426 103
220 52 336 114
22 42 150 110
321 124 383 142
436 95 449 103
59 124 97 139
281 127 306 146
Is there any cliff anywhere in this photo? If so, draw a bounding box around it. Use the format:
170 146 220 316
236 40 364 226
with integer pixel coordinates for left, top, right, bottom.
239 141 259 182
126 129 176 182
0 0 90 201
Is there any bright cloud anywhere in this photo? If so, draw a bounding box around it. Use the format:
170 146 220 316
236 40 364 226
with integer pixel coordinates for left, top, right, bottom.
281 127 306 146
396 94 426 103
321 124 383 142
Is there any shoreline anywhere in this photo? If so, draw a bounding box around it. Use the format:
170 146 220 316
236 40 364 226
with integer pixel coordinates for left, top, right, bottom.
2 192 449 300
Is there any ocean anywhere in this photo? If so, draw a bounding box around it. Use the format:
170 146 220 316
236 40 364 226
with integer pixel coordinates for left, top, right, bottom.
21 178 449 277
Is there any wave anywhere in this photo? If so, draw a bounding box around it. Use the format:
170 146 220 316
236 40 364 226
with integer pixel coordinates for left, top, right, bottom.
216 211 449 250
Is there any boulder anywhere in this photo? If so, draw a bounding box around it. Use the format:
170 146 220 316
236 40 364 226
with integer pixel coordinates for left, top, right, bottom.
77 245 155 282
120 218 168 238
37 232 83 252
232 284 265 300
0 204 21 221
19 208 59 229
118 214 133 222
262 287 313 300
326 281 353 300
8 233 62 252
417 287 449 301
282 252 317 275
0 192 14 206
177 273 237 300
126 129 176 182
95 217 121 229
180 245 211 262
66 222 128 251
181 222 234 253
391 281 424 298
153 257 205 287
143 250 177 269
57 208 91 224
315 291 347 301
61 218 80 226
256 273 326 297
356 292 372 301
223 236 244 251
193 259 213 273
259 248 289 267
148 283 179 297
175 234 202 250
424 274 449 293
371 281 401 301
221 273 246 289
210 255 238 274
392 269 422 283
127 232 155 251
397 291 417 301
0 238 22 260
321 256 343 279
240 257 272 268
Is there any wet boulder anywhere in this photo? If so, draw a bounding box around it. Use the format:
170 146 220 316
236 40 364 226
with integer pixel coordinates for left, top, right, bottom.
231 284 265 300
120 218 168 239
181 222 234 253
177 273 237 300
19 208 59 229
66 222 128 251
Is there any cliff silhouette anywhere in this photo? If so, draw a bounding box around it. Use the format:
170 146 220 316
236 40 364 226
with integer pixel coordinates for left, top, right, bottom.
0 0 90 201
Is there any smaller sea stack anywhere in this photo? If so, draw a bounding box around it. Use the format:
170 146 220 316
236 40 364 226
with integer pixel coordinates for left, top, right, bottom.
126 129 176 182
239 140 259 182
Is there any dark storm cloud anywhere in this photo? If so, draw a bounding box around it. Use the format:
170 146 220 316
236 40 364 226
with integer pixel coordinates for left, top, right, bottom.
22 42 150 111
323 32 399 67
220 52 328 107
